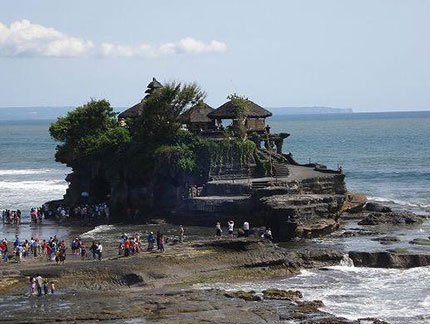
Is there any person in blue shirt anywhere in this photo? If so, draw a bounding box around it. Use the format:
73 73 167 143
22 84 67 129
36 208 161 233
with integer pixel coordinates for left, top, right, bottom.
14 235 20 248
147 232 155 251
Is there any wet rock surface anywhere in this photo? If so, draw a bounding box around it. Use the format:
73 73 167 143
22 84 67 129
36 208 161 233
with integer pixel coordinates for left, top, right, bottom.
365 202 392 213
371 236 400 245
0 236 369 324
358 212 423 225
409 238 430 246
349 251 430 268
263 288 303 300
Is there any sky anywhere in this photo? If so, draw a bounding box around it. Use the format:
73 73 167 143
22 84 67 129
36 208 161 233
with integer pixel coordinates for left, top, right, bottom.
1 0 429 112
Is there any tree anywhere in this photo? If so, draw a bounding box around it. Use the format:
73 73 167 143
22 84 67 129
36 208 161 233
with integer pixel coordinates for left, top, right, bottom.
50 99 130 164
130 81 205 146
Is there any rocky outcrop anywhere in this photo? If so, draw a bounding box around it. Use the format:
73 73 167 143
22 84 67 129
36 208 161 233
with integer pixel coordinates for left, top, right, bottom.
260 193 344 240
349 251 430 268
342 192 367 213
409 238 430 246
358 212 423 225
365 202 392 213
263 289 302 300
371 236 400 245
224 290 262 301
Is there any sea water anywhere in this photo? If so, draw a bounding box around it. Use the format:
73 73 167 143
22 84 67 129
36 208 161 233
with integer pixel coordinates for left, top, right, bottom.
271 111 430 215
197 265 430 324
1 112 430 322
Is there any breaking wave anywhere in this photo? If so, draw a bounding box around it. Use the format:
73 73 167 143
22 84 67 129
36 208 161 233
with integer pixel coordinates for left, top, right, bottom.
81 225 115 239
368 196 430 211
0 180 67 191
0 169 52 176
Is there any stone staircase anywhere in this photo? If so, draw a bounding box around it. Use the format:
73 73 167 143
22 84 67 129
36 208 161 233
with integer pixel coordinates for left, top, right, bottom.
251 180 271 190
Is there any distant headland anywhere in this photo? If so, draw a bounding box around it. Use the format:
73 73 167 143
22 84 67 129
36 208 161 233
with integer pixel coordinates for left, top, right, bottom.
269 106 353 115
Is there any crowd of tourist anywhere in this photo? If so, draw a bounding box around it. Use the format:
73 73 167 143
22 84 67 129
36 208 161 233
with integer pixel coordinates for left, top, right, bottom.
2 209 22 224
2 207 46 224
215 220 273 240
118 229 172 256
49 203 110 222
0 235 71 264
29 274 55 296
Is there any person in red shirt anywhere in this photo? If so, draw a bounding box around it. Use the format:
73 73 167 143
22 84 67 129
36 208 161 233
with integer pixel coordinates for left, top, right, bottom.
46 244 52 261
124 239 130 257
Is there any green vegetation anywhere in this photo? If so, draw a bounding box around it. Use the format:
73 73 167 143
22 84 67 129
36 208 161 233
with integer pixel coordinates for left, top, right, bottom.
227 93 249 140
49 99 131 163
50 83 257 185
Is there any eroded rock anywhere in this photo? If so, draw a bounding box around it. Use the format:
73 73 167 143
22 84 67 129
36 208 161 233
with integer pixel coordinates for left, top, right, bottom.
358 212 423 225
224 290 262 301
365 202 392 213
263 288 302 300
349 251 430 268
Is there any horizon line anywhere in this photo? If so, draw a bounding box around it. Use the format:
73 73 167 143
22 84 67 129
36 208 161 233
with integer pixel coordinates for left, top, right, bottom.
1 105 430 114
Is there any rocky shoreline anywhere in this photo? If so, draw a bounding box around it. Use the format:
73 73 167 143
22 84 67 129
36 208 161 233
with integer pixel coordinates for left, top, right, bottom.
0 226 390 324
2 198 430 323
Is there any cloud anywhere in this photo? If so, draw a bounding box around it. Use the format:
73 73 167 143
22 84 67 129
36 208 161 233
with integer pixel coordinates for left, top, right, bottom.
0 20 93 57
0 19 227 59
178 38 227 54
100 38 227 58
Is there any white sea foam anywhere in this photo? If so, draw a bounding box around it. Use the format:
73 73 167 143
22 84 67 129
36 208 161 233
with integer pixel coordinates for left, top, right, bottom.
369 196 430 210
0 169 52 176
81 225 115 239
0 180 67 191
196 266 430 324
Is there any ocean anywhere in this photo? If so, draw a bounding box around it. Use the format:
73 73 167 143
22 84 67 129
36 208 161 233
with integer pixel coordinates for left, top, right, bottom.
272 111 430 215
1 111 430 323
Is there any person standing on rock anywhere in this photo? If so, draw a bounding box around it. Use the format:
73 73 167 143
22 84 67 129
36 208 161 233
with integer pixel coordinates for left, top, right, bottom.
156 230 162 250
264 227 273 241
35 274 43 296
96 243 103 261
228 221 235 237
49 281 55 294
29 277 36 296
159 234 165 252
215 222 222 239
43 280 49 295
243 221 250 237
0 239 8 262
80 243 87 260
179 225 184 243
147 232 155 251
90 241 98 260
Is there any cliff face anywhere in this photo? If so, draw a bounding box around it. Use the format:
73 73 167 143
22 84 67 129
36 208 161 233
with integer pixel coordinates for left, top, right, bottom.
62 148 347 241
174 165 347 241
63 158 197 220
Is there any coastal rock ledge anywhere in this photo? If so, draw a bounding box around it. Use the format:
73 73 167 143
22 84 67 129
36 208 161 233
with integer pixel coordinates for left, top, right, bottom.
349 251 430 268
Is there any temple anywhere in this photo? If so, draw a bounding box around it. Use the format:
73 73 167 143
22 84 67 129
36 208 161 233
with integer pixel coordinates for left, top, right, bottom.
113 78 347 240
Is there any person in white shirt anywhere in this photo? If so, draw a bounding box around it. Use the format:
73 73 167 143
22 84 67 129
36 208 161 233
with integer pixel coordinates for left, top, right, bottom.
215 222 222 239
228 220 234 237
96 243 103 261
243 221 250 237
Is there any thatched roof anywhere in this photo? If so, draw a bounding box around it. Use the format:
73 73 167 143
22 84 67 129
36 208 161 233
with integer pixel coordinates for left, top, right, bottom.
118 78 163 119
208 100 272 119
118 101 143 119
179 102 214 124
145 77 163 93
